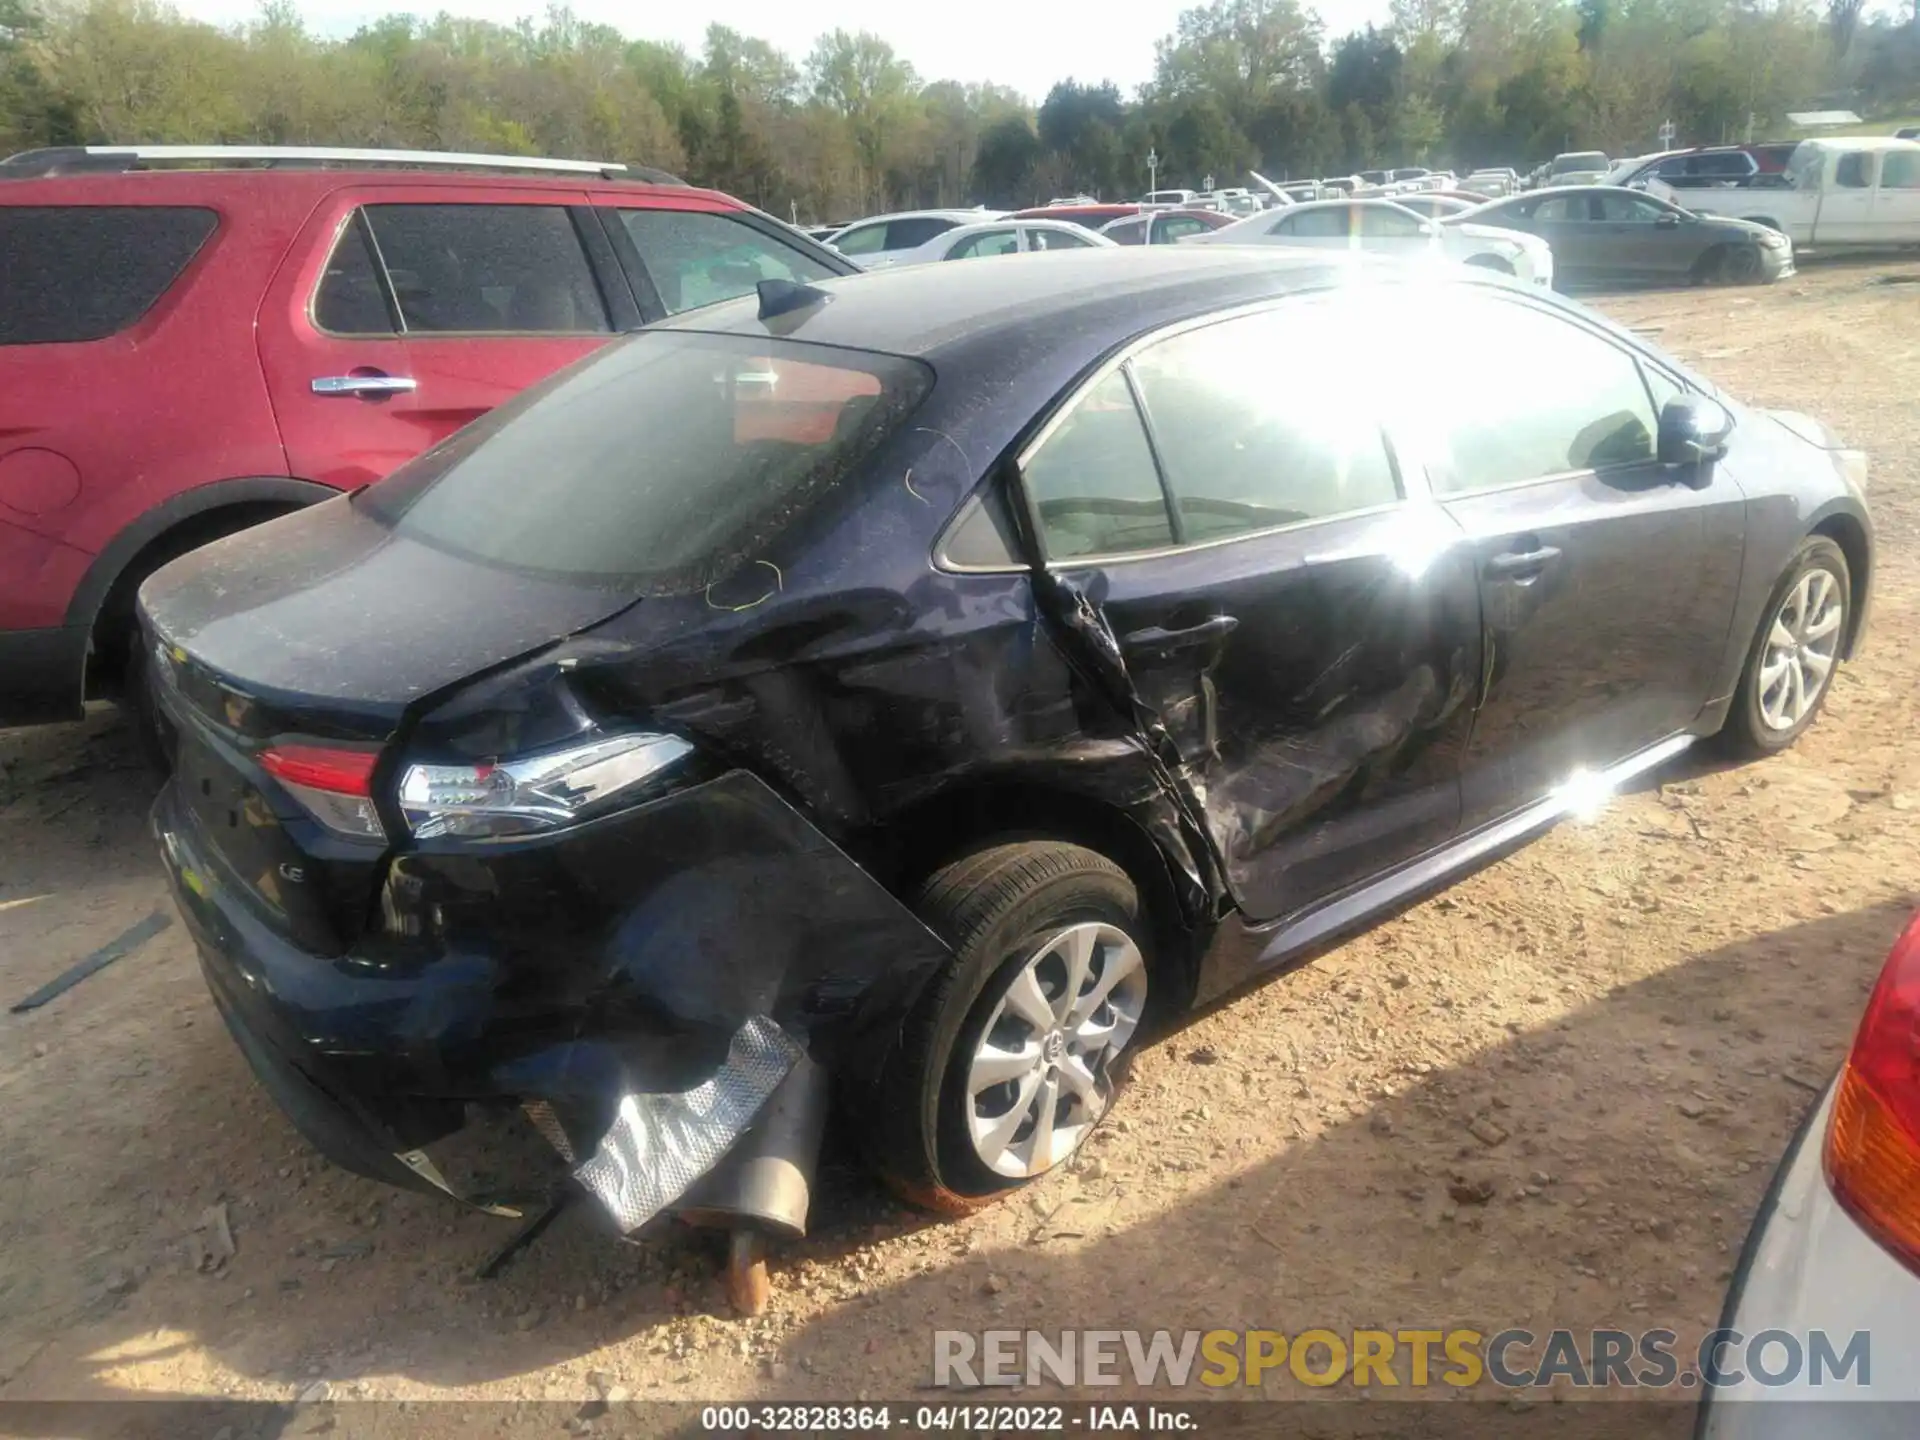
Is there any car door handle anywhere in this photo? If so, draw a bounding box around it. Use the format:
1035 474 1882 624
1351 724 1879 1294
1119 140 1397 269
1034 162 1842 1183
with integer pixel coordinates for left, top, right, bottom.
311 374 417 397
1122 615 1240 653
1486 545 1562 576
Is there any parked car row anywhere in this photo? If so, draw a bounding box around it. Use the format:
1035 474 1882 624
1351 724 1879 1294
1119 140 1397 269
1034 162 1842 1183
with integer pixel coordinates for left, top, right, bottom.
0 141 1883 1337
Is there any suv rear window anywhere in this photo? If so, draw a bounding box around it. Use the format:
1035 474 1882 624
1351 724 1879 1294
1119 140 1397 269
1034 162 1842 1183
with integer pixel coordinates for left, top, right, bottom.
0 206 217 345
359 332 932 592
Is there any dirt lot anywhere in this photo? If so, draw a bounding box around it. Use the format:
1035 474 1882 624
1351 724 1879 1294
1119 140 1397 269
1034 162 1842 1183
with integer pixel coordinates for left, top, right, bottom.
3 257 1917 1418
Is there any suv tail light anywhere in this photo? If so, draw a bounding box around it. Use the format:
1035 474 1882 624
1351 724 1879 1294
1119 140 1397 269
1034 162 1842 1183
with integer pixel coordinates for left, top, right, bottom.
398 733 694 840
260 743 386 842
1825 911 1920 1272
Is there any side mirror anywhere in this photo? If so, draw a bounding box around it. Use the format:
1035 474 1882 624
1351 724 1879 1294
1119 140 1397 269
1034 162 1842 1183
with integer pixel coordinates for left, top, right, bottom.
1658 395 1734 481
1655 211 1681 228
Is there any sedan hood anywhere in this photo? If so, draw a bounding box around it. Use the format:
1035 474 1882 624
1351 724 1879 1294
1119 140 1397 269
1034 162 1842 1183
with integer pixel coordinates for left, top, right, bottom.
1450 221 1536 246
138 494 638 735
1708 215 1787 243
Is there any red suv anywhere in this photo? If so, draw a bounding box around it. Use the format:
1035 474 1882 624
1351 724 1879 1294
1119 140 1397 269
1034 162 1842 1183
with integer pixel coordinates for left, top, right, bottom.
0 144 853 735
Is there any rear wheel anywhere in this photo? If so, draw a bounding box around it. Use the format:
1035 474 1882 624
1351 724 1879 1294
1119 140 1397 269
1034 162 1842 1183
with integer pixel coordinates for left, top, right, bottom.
1721 537 1850 756
867 842 1150 1213
95 503 300 773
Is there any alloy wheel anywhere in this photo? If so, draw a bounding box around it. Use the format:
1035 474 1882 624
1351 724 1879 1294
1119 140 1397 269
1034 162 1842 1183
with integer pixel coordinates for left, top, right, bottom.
1720 245 1762 284
1757 566 1844 731
964 922 1147 1178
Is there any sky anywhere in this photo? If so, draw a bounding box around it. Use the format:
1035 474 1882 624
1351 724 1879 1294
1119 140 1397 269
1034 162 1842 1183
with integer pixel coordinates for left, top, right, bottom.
173 0 1398 103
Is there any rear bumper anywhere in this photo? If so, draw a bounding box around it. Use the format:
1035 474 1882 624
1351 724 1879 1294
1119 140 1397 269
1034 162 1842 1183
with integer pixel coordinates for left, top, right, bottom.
155 793 491 1199
152 766 951 1207
0 625 85 726
1697 1083 1920 1437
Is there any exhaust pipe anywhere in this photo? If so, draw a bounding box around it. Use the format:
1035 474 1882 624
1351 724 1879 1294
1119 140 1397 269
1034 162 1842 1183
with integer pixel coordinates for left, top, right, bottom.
675 1052 829 1239
674 1054 830 1317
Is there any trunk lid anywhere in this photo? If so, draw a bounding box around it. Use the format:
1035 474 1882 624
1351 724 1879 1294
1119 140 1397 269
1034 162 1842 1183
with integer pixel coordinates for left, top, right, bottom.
142 495 641 954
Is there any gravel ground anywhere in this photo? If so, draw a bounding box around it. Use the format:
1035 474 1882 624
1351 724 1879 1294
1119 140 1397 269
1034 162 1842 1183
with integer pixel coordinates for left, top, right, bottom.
2 256 1916 1417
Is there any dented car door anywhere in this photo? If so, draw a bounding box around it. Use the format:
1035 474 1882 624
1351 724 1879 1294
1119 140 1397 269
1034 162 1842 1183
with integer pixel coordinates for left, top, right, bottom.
1015 297 1484 924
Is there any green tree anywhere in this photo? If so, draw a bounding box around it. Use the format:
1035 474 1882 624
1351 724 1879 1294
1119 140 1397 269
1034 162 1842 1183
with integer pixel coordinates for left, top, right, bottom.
1154 0 1324 133
972 112 1040 204
806 29 917 210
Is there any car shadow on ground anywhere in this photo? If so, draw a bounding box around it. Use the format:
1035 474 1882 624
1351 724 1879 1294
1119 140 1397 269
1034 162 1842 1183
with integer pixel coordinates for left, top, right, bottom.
6 865 1905 1420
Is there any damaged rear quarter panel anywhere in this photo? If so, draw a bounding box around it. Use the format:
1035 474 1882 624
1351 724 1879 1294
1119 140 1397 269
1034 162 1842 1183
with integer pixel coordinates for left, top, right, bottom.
372 769 954 1118
382 409 1220 1108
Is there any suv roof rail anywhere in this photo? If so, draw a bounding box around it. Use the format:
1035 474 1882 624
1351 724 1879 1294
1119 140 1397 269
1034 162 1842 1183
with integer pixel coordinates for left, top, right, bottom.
0 144 686 184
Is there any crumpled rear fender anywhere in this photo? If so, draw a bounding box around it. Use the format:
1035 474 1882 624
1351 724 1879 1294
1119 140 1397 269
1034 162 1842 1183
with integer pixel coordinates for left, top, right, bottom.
369 768 954 1123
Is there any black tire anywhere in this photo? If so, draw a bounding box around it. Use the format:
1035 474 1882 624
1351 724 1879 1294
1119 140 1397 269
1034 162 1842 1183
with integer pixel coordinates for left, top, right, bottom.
1720 536 1850 757
1690 245 1727 285
1718 244 1762 285
866 842 1146 1214
123 640 178 775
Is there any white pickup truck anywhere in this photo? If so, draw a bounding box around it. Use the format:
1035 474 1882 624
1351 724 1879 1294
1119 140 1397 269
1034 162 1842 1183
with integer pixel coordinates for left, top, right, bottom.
1650 137 1920 250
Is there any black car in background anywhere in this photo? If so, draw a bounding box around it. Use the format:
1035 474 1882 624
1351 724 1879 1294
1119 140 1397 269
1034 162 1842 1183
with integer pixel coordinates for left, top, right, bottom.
139 248 1874 1232
1455 186 1794 288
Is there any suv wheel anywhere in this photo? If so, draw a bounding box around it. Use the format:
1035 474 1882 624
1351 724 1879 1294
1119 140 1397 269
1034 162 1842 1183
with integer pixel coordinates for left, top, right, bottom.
868 842 1149 1213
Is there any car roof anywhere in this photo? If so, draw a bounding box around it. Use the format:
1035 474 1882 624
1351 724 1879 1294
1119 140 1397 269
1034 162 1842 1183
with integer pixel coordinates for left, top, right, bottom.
1012 203 1140 220
0 165 734 207
657 247 1360 363
834 208 1000 229
1799 135 1920 153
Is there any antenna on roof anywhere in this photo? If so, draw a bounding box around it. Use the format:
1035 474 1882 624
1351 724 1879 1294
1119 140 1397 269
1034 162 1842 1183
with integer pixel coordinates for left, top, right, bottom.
757 278 831 321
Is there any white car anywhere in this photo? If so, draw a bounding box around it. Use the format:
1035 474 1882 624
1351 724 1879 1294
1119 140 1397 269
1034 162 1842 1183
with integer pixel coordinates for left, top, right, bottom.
1201 187 1262 217
865 217 1115 269
1184 197 1554 287
825 208 1003 269
1699 911 1920 1436
1548 150 1612 187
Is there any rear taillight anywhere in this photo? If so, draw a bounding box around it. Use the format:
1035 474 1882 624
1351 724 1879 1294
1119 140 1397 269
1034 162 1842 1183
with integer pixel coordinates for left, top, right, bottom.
1825 912 1920 1272
260 743 386 842
397 733 693 840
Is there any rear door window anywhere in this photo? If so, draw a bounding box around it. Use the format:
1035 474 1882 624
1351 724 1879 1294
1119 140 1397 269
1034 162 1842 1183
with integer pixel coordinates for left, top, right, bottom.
618 208 838 314
829 221 889 255
1356 205 1426 238
886 216 961 249
1128 306 1401 543
0 206 217 345
1281 207 1348 237
312 215 395 334
1880 151 1920 189
947 227 1019 259
360 204 610 334
1028 226 1094 250
1021 369 1174 559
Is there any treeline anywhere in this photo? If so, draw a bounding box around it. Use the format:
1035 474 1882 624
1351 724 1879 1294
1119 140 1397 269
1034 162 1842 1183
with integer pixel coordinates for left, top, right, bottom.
1 0 1916 222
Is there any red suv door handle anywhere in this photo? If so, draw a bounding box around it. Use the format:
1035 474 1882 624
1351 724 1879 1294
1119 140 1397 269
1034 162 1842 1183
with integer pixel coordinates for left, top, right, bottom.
311 374 417 398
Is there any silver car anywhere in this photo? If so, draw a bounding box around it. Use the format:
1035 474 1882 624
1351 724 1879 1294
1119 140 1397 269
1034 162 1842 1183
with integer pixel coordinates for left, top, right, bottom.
1700 911 1920 1435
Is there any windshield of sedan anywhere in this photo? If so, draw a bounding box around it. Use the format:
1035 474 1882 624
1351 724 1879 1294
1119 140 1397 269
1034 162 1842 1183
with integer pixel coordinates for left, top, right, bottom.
356 332 932 593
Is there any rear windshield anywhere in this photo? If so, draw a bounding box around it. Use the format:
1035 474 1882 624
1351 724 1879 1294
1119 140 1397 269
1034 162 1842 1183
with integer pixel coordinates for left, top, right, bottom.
0 206 217 345
358 331 931 593
1553 153 1608 173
